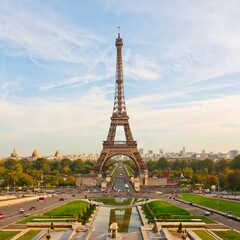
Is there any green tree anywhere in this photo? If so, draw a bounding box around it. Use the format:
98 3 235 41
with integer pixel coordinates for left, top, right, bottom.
19 158 31 172
4 159 23 175
17 174 33 188
146 160 156 171
61 158 72 168
230 155 240 170
215 159 229 173
182 167 193 179
172 160 182 170
156 157 169 170
71 159 83 173
226 170 240 190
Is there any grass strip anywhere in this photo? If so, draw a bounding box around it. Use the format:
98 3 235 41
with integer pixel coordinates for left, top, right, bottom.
16 215 70 224
0 231 20 240
213 230 240 240
17 230 41 240
43 200 89 216
93 198 132 206
148 200 190 217
193 230 215 240
180 194 240 217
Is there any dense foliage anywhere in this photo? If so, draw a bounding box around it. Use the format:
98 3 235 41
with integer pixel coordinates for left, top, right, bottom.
146 155 240 190
0 158 94 189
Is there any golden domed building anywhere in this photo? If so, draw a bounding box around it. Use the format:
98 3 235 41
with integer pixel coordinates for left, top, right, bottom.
54 150 61 158
11 149 19 158
32 149 39 158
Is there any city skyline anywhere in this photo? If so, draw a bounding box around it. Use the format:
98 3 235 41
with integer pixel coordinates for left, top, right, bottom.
0 1 240 156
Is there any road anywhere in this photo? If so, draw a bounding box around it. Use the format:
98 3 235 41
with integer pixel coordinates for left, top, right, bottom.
0 194 77 229
168 198 240 231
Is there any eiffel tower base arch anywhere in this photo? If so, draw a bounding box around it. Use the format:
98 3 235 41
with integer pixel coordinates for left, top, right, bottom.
93 142 148 186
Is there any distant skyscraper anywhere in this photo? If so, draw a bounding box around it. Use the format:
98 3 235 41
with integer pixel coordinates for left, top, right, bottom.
182 146 186 155
139 148 144 155
229 150 239 158
159 148 164 155
148 150 153 155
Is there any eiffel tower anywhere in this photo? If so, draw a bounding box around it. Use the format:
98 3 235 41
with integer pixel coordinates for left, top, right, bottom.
93 29 147 179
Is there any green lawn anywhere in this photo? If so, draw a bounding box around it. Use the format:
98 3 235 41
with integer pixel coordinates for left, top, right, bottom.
157 215 215 223
213 230 240 240
43 200 89 216
123 165 134 176
93 198 132 206
193 230 215 240
17 230 41 240
180 194 240 217
0 231 20 240
109 164 118 177
148 200 190 217
16 215 68 224
17 201 95 224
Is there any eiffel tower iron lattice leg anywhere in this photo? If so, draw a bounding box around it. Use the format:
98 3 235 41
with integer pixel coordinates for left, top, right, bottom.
93 29 148 183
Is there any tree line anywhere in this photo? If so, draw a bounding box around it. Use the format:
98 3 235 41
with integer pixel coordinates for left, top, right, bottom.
0 158 94 190
146 155 240 190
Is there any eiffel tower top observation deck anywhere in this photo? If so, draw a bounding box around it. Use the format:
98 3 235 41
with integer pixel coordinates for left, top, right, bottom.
93 29 147 176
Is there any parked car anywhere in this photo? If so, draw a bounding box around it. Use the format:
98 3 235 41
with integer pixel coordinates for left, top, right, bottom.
19 208 25 213
59 198 64 201
155 191 163 195
29 206 36 211
0 213 6 218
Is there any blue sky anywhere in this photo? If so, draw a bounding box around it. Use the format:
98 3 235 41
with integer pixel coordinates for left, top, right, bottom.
0 0 240 157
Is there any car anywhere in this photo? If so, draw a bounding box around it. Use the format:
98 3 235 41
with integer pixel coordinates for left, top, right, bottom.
19 208 25 213
226 211 233 218
204 211 211 216
29 206 36 211
155 191 163 195
59 198 64 201
0 213 5 218
38 196 45 201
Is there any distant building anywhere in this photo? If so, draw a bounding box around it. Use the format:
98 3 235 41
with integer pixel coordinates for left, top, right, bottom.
32 149 39 158
182 146 186 155
159 148 164 155
54 150 61 158
148 150 153 155
229 150 239 159
11 149 19 159
139 148 144 155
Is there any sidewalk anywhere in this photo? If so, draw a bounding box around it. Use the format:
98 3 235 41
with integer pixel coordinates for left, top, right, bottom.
0 195 40 207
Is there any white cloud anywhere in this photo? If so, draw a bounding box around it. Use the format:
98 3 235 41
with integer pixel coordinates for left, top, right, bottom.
1 0 240 155
0 2 100 63
0 82 21 99
124 50 162 81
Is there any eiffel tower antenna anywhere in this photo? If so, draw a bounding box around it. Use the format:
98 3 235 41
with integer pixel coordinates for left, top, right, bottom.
93 29 147 182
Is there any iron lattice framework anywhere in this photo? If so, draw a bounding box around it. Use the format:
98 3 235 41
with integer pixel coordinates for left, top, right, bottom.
93 30 147 175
